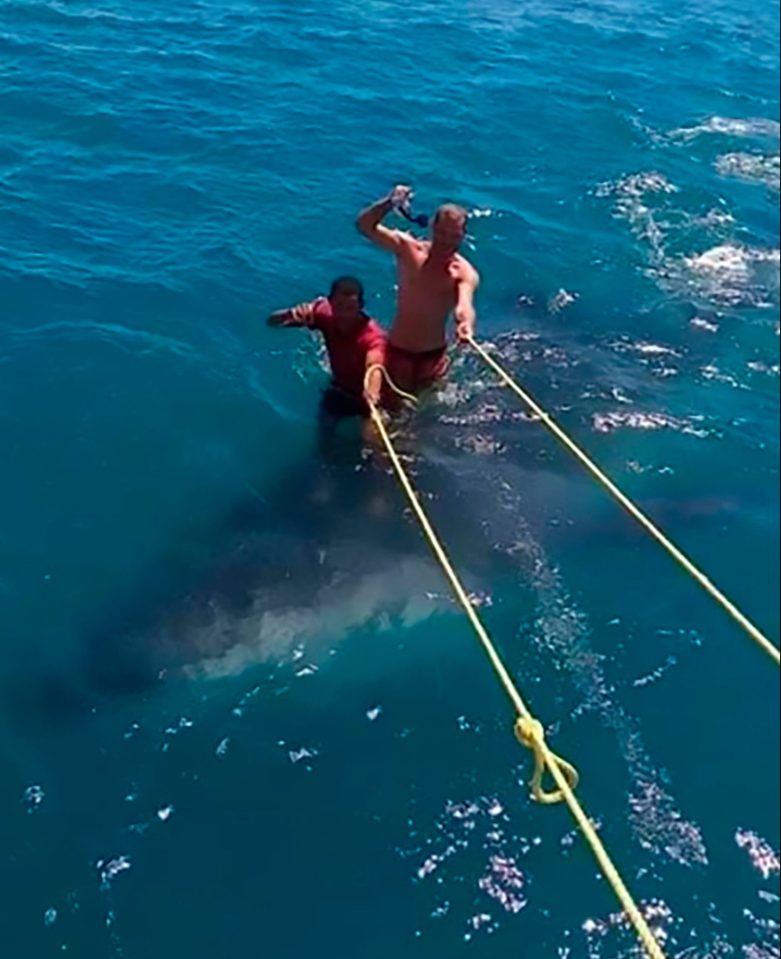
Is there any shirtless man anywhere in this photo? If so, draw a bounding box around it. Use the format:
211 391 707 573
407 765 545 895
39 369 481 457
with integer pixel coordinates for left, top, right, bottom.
357 185 480 396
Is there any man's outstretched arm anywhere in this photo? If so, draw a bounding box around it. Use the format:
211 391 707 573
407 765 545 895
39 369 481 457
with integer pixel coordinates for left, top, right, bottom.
267 301 316 328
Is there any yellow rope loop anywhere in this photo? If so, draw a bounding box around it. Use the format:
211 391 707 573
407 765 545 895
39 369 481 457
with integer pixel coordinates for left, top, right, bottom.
466 335 780 667
364 363 419 407
515 716 580 805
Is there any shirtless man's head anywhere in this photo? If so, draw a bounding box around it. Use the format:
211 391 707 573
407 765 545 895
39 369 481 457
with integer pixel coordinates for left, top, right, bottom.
431 204 468 257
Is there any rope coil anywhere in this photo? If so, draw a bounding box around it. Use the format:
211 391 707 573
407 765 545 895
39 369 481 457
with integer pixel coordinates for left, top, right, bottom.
364 362 418 407
515 716 580 805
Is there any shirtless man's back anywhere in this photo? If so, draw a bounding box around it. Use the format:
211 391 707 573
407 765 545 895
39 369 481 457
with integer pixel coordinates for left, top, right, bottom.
357 185 480 394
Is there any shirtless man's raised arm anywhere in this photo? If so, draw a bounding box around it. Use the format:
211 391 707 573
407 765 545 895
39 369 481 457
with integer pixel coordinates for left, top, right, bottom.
356 185 415 255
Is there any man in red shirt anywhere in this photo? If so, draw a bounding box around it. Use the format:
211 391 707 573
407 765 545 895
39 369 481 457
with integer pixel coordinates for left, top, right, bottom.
268 276 387 432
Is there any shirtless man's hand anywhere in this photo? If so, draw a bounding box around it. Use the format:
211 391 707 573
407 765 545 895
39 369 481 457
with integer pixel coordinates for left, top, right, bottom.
389 184 414 210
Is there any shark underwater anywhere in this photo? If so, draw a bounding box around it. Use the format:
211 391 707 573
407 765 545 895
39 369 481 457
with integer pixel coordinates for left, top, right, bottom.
35 429 498 712
21 369 752 718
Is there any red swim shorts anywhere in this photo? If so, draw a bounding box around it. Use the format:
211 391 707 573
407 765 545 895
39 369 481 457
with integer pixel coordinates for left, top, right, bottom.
383 343 450 398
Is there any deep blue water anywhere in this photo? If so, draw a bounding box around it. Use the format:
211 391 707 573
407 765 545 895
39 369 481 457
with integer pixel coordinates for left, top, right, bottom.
1 0 779 955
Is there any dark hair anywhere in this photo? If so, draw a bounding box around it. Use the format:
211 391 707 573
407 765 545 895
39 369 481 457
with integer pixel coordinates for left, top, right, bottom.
329 275 365 306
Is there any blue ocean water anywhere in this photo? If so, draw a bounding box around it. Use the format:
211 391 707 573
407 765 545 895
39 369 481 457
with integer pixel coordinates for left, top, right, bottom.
1 0 779 955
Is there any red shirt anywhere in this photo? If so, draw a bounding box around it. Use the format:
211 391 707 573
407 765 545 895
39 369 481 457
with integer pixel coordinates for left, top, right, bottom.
305 298 386 396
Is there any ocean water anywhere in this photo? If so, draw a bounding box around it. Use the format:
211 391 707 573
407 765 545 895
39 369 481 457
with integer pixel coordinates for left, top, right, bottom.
0 0 779 955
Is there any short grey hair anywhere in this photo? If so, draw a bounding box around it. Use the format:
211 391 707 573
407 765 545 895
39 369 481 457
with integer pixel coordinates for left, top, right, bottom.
433 203 468 227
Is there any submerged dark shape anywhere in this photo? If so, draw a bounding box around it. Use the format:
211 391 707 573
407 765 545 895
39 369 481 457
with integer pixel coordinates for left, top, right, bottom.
29 352 755 717
39 428 495 713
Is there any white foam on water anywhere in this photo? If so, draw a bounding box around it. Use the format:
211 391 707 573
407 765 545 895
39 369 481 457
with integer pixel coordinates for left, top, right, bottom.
687 244 751 277
408 795 531 940
22 784 45 812
522 547 708 869
582 898 674 953
592 410 710 437
288 746 318 765
691 316 720 333
743 942 781 958
598 171 680 198
668 116 781 141
736 829 780 881
748 360 780 376
548 289 579 313
597 171 679 258
701 363 746 390
632 342 679 356
680 244 780 307
599 168 779 309
478 855 527 914
716 152 781 190
97 856 132 889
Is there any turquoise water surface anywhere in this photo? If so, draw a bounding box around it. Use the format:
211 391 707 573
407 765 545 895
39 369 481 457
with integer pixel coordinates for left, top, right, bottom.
0 0 779 955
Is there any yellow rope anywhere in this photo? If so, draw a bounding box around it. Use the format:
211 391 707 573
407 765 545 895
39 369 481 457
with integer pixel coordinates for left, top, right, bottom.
365 362 419 407
516 716 580 805
367 398 668 959
467 336 780 666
